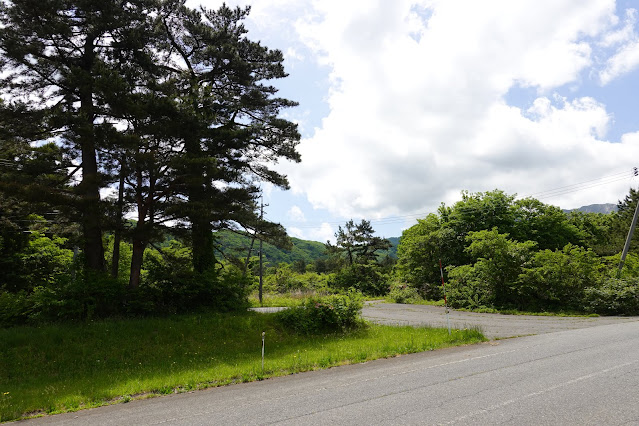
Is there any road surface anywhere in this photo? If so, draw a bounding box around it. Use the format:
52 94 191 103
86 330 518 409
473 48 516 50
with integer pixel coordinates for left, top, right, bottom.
362 302 639 339
20 319 639 425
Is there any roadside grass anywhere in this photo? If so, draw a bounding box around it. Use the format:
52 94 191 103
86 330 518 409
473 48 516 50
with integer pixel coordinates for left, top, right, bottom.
249 292 379 307
384 298 598 317
248 292 310 307
384 298 446 307
0 312 485 422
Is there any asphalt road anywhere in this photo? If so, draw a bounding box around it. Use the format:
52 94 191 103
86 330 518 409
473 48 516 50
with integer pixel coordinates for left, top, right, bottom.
362 302 639 339
20 319 639 425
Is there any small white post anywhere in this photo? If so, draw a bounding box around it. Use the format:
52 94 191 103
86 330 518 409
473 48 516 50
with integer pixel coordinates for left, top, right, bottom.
439 259 452 335
261 331 265 374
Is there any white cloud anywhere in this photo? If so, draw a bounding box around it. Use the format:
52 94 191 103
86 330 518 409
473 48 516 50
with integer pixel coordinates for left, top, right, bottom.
277 0 639 218
600 39 639 84
287 205 306 222
288 226 304 239
288 222 335 243
599 9 639 84
309 222 336 244
599 8 636 47
191 0 639 222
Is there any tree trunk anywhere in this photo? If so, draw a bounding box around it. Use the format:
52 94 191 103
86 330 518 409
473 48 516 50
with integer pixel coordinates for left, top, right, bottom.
111 158 126 278
129 166 148 289
78 35 105 273
128 238 146 289
192 217 214 273
184 134 215 273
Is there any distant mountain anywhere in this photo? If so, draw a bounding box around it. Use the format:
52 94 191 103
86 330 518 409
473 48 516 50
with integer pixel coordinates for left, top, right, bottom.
214 230 327 267
385 237 400 258
564 203 617 214
214 231 400 267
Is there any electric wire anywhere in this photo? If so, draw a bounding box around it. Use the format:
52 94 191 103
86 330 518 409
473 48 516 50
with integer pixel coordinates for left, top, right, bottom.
282 167 637 230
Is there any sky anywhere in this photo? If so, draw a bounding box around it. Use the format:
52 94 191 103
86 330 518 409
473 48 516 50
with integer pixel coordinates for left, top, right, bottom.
191 0 639 242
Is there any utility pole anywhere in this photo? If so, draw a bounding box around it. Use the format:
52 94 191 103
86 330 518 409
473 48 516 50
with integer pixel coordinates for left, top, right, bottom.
618 167 639 277
618 197 639 277
259 197 264 305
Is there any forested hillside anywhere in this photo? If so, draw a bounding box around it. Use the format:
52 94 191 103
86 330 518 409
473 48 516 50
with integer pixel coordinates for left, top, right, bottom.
215 230 327 266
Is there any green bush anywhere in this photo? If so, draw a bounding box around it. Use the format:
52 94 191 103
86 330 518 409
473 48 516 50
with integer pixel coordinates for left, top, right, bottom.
388 281 420 304
140 243 250 314
0 271 126 326
447 264 494 310
1 227 73 293
519 244 604 311
603 252 639 278
276 290 363 333
331 263 389 296
0 290 30 326
584 278 639 315
261 264 334 294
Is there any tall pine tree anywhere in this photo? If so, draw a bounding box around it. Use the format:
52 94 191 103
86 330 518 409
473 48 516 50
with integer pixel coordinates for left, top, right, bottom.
0 0 157 272
156 2 300 273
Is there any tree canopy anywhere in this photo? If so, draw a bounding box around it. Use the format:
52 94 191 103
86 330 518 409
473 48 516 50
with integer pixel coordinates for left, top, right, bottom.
0 0 300 283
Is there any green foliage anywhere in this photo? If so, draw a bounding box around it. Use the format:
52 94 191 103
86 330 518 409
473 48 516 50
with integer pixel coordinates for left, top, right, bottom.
511 198 582 251
447 264 493 310
519 245 605 311
263 263 333 294
604 252 639 278
395 188 639 314
27 272 125 323
215 230 328 269
276 290 364 334
331 263 389 296
0 239 255 326
458 229 536 308
327 219 392 266
0 223 73 293
0 291 29 326
136 241 250 314
388 281 421 304
393 214 447 299
567 211 619 256
0 271 125 327
584 278 639 315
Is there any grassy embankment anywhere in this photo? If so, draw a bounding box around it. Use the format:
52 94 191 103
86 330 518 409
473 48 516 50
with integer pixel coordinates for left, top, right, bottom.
0 311 485 422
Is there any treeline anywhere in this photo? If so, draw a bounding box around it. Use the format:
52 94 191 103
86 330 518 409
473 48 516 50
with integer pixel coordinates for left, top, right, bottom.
250 189 639 316
0 0 300 324
394 189 639 314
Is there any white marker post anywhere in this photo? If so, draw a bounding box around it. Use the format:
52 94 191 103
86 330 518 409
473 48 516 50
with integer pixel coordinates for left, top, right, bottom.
261 331 265 374
439 259 452 335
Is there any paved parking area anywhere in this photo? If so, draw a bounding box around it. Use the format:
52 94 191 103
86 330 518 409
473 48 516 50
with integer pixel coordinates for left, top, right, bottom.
362 302 639 339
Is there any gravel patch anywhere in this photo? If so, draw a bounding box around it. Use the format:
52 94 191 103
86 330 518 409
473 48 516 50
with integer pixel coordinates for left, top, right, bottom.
362 302 639 339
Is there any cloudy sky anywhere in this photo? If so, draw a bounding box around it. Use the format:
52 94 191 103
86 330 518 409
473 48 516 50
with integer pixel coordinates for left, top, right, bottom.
191 0 639 242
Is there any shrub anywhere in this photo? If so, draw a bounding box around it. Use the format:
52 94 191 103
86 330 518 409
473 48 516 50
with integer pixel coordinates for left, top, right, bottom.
138 241 250 314
276 290 363 333
519 244 605 311
388 281 420 304
447 264 494 310
331 263 389 296
603 253 639 278
0 271 126 327
584 278 639 315
0 290 30 326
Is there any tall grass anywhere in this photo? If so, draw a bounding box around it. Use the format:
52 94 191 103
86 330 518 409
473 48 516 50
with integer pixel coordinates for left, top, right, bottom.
0 312 485 422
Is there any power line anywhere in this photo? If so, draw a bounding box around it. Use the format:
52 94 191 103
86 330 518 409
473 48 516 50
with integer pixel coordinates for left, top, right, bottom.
281 167 637 231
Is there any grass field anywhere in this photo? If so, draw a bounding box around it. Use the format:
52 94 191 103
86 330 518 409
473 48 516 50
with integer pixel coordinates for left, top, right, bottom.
0 311 485 422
